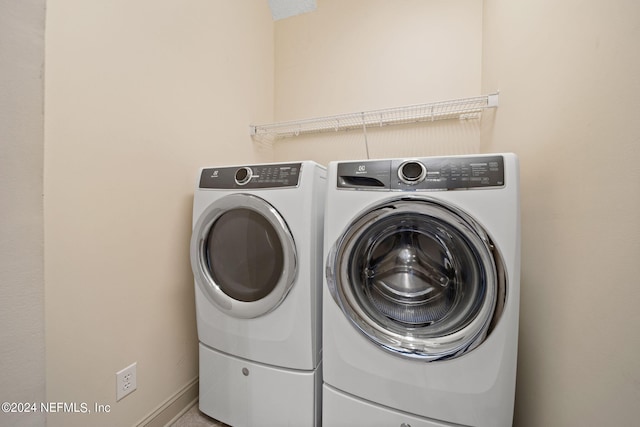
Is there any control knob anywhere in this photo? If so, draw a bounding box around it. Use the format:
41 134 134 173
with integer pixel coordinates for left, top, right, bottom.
234 167 253 185
398 160 427 185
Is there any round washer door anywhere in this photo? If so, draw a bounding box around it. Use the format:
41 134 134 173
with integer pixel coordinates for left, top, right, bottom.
326 196 506 361
191 193 297 318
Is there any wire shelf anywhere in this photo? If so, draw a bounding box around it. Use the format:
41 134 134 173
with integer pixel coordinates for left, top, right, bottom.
250 92 498 145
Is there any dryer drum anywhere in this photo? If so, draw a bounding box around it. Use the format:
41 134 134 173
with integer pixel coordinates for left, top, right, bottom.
327 197 506 361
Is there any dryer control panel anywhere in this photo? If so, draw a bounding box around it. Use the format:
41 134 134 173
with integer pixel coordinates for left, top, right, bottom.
199 163 302 189
337 155 505 191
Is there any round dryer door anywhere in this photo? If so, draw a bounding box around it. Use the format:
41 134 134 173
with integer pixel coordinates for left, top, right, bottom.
326 196 506 361
191 193 297 318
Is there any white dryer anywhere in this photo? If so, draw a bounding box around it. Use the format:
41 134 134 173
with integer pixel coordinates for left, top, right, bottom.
190 161 325 427
322 154 520 427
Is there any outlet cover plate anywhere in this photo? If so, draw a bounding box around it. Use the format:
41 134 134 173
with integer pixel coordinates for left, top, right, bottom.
116 362 137 401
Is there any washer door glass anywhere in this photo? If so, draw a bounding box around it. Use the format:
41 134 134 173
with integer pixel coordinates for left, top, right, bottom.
191 194 297 318
327 197 505 361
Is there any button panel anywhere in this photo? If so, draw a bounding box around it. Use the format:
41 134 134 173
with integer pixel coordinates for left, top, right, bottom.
200 163 302 189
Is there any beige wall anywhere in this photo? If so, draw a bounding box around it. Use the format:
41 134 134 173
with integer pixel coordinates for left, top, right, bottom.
0 1 46 426
272 0 484 164
275 0 482 119
44 1 273 426
481 0 640 425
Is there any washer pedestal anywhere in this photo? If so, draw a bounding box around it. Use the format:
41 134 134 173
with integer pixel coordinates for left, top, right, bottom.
323 384 453 427
199 344 321 427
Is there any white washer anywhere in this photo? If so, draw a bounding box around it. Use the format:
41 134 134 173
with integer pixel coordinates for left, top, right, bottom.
190 161 325 427
323 154 520 427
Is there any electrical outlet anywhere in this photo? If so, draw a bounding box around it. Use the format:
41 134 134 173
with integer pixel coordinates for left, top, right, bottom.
116 362 137 401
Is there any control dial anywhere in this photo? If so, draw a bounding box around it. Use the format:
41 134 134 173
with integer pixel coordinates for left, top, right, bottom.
234 167 253 185
398 160 427 185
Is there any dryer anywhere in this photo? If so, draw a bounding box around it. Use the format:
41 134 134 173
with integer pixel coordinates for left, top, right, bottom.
190 161 325 427
322 154 520 426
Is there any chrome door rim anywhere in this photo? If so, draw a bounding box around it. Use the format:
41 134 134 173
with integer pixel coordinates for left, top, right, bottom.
191 193 297 319
326 196 505 361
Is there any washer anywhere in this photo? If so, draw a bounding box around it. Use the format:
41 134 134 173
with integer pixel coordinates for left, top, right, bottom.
190 161 325 427
322 154 520 427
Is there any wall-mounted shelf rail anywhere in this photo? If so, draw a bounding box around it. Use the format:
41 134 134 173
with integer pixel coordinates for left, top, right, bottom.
250 92 498 145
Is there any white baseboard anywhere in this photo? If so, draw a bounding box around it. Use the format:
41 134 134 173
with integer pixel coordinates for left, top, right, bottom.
136 377 199 427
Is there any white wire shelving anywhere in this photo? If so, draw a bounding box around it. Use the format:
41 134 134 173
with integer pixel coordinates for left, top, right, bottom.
250 92 499 145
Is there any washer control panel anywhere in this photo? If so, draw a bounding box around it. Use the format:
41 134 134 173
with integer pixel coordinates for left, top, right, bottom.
199 163 302 189
337 155 505 191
